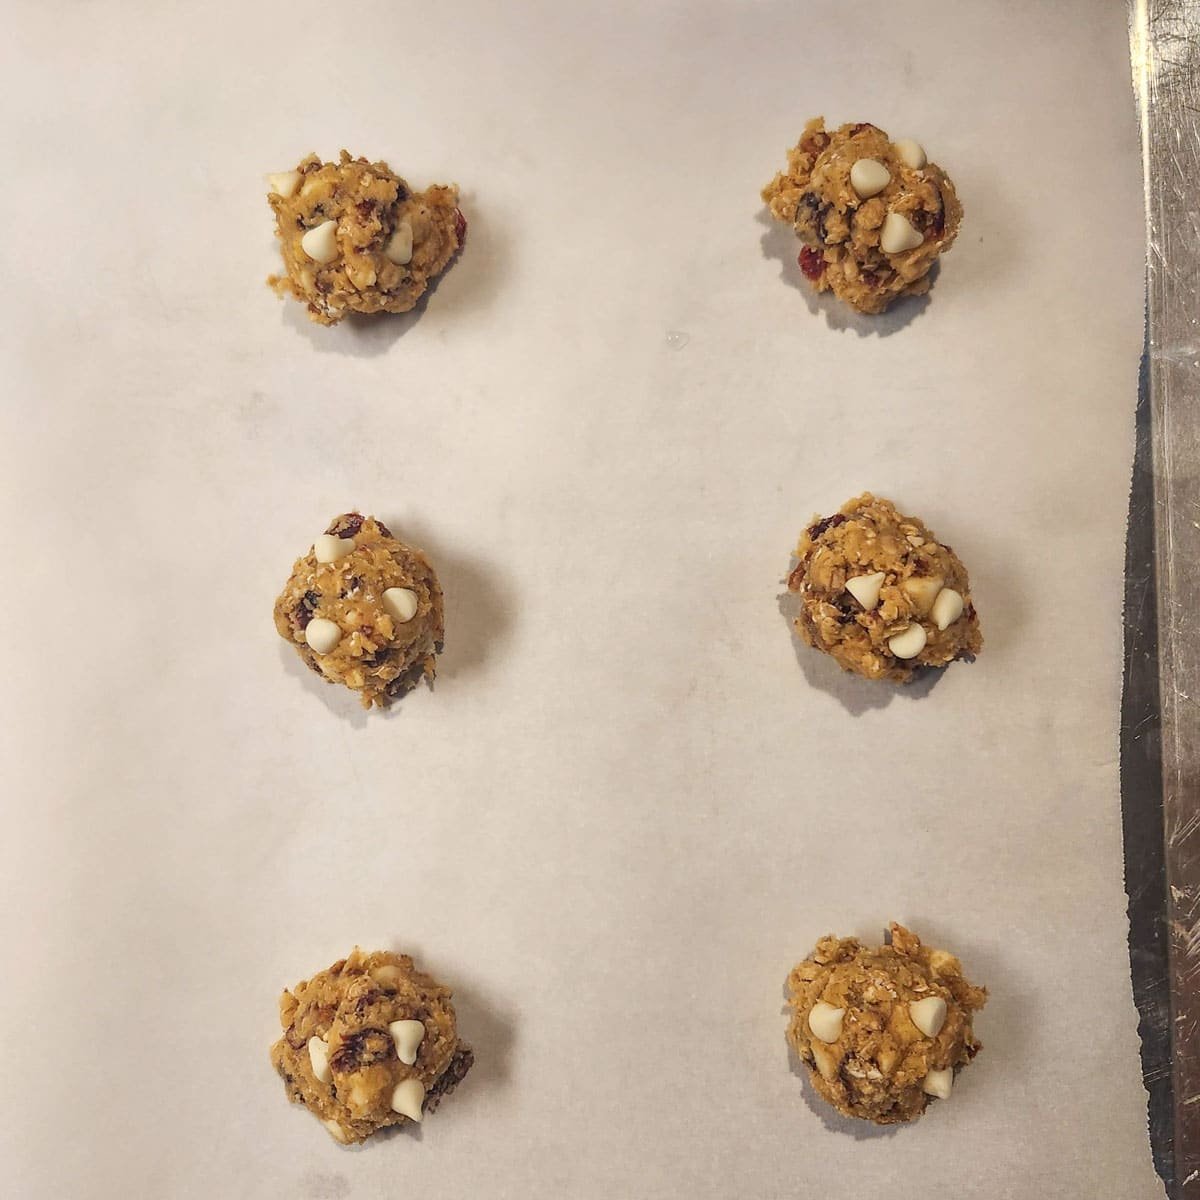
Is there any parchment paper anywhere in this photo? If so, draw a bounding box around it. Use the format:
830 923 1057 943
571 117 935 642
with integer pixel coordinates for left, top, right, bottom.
0 1 1163 1196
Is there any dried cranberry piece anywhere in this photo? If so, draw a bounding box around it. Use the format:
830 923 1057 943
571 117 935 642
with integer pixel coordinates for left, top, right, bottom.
355 199 377 220
326 513 365 538
352 989 382 1017
453 208 467 243
861 270 880 287
294 590 321 629
930 194 946 238
329 1028 394 1072
798 247 825 280
848 122 879 136
807 513 847 540
427 1045 474 1107
375 519 394 539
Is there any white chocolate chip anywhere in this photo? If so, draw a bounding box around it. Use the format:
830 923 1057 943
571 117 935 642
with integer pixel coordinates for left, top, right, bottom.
383 220 414 266
887 623 927 659
314 533 355 564
388 1019 425 1066
901 575 944 616
922 1067 953 1099
845 571 886 612
321 1117 350 1143
849 157 891 199
390 1077 425 1122
894 139 927 170
382 587 419 624
909 996 948 1038
308 1036 332 1084
300 219 339 264
880 211 924 254
305 617 342 656
267 170 302 199
931 587 965 631
807 1001 845 1045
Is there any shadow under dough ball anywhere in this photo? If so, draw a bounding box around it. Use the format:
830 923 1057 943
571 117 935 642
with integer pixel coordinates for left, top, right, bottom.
270 948 474 1144
266 150 466 325
788 493 982 682
762 119 961 314
786 923 987 1125
274 513 444 708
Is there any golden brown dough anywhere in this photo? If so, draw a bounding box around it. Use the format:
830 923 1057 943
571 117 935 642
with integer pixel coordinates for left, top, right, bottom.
762 119 961 313
787 493 982 682
786 923 986 1125
270 948 473 1144
274 513 443 708
267 150 465 326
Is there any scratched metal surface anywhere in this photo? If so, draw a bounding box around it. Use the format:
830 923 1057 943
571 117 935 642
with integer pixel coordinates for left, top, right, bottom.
1128 0 1200 1195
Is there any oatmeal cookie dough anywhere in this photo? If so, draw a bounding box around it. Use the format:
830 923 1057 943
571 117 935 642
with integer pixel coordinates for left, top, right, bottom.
270 948 474 1144
762 119 961 314
787 493 981 682
274 513 443 708
267 151 466 326
786 923 987 1125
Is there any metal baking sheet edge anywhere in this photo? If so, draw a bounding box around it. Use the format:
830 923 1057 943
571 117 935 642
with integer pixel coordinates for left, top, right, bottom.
1125 1 1200 1195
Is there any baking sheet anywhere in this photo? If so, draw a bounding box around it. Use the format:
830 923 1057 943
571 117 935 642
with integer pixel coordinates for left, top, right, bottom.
0 1 1164 1196
1128 0 1200 1192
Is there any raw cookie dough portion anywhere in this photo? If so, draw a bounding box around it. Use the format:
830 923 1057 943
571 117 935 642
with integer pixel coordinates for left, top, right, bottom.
270 948 474 1144
267 151 466 326
274 513 444 708
762 119 962 314
787 493 981 682
786 923 987 1125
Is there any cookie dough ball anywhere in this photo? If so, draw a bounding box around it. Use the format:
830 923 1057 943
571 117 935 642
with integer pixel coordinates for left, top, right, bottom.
787 493 981 682
267 151 466 326
274 513 443 708
786 923 986 1125
270 948 474 1144
762 119 961 314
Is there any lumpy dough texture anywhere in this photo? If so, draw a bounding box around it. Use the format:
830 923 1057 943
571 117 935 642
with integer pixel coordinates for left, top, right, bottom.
786 924 986 1125
788 493 982 682
268 151 465 326
270 948 474 1144
274 513 443 708
762 119 962 314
